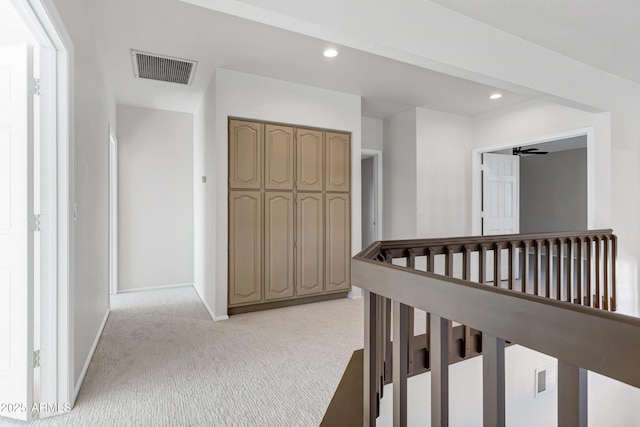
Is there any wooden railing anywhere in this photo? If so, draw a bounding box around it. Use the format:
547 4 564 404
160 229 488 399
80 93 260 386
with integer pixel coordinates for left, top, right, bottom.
353 230 637 427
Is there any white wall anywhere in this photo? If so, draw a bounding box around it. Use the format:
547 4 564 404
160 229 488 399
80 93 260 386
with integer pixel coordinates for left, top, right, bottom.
193 70 217 317
383 109 417 239
416 107 472 238
378 345 639 427
361 156 375 247
117 105 194 290
362 116 383 150
193 69 362 318
520 148 587 233
51 0 115 391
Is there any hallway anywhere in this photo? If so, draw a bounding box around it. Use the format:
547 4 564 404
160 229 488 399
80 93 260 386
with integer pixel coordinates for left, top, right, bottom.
2 288 363 426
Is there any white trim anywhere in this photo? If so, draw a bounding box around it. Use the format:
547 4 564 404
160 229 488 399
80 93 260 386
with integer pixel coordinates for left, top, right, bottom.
72 310 109 403
108 127 118 296
192 284 229 322
9 0 74 417
472 127 595 236
117 283 193 294
360 148 383 241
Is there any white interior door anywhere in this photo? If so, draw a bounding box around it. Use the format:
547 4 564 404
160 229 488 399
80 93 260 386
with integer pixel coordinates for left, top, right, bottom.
482 152 519 282
0 44 34 421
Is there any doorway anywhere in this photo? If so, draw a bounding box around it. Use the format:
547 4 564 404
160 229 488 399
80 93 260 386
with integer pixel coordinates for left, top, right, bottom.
361 149 383 248
0 0 72 420
472 128 595 236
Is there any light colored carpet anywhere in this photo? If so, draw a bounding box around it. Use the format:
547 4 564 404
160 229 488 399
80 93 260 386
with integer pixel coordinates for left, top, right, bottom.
2 287 363 426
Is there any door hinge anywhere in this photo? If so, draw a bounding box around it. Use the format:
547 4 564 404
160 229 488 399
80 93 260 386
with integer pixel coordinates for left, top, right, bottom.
33 350 40 368
33 78 41 96
31 214 42 231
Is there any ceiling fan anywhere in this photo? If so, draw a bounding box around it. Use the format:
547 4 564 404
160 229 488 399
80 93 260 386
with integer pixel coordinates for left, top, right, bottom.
512 147 549 156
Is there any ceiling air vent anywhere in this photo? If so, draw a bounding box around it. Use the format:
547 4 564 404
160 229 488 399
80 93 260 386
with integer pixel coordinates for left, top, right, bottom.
131 50 197 86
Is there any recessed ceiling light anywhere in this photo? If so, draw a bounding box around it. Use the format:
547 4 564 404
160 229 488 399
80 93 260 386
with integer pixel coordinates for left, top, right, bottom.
489 93 503 100
323 48 338 58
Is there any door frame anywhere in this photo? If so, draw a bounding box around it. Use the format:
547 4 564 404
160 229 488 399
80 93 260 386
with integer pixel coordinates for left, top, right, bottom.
471 127 595 236
108 126 118 295
361 148 383 242
10 0 74 416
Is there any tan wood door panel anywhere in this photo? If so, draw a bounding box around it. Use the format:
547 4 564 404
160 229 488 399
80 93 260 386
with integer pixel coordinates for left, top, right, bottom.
229 191 262 305
296 128 323 191
296 193 324 296
265 124 294 190
325 193 351 292
229 120 262 189
264 192 294 300
325 132 351 192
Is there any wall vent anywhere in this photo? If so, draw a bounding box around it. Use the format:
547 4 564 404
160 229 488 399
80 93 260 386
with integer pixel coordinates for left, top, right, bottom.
131 50 197 86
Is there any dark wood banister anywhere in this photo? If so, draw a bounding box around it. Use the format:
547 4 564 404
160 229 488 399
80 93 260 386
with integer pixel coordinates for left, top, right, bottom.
353 229 631 427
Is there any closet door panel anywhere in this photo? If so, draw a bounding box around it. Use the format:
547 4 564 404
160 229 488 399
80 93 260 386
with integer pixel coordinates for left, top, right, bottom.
325 132 351 192
325 193 351 292
229 120 262 189
264 192 294 300
229 191 262 305
265 125 294 190
296 193 324 296
297 129 323 191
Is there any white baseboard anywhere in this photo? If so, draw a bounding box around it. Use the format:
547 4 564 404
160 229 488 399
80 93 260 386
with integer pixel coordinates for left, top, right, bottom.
73 309 110 402
117 282 193 294
192 284 228 322
348 287 363 300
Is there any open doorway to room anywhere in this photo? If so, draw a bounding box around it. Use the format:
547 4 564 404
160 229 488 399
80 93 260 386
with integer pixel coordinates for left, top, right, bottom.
473 128 595 237
361 149 383 248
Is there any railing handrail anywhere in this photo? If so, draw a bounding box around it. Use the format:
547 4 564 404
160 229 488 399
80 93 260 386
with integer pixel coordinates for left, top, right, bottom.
360 229 614 257
353 249 640 389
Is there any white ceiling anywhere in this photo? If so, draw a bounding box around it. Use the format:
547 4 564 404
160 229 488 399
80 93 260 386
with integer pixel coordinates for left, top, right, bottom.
430 0 640 84
85 0 530 118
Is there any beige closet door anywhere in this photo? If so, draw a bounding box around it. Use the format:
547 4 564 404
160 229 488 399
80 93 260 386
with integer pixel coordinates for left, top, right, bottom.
229 191 262 305
229 120 262 189
325 132 350 192
325 193 351 292
297 128 323 191
296 193 324 296
265 125 294 190
264 192 294 300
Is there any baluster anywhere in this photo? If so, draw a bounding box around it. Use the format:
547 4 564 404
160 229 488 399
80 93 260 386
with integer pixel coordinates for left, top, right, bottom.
534 240 542 296
431 314 449 427
576 237 583 305
483 333 506 427
603 236 609 310
377 295 384 399
364 291 378 426
611 235 617 311
522 241 530 293
594 236 601 309
407 249 416 373
445 247 454 359
393 301 409 427
585 237 592 306
425 247 435 355
480 244 487 285
508 242 515 290
557 239 564 301
385 298 392 381
462 246 472 358
566 238 573 303
494 243 501 287
546 239 553 298
558 361 588 427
